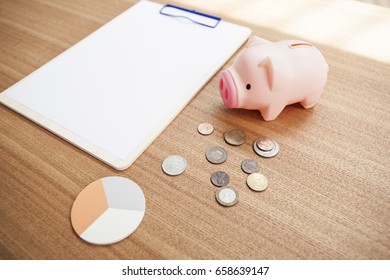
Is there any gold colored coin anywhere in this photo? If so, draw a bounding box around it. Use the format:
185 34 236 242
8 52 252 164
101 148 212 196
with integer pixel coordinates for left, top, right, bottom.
223 128 246 146
246 173 268 192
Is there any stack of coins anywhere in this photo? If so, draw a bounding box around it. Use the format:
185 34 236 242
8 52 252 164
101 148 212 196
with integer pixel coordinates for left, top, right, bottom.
253 137 280 158
161 123 280 207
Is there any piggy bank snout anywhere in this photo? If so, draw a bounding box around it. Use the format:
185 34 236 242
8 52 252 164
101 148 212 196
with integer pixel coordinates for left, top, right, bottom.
219 70 238 108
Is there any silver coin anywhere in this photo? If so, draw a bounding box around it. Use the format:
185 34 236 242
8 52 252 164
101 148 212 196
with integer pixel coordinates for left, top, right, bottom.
241 159 260 174
246 172 268 191
210 171 230 187
215 186 239 206
205 147 227 164
253 138 280 158
198 123 214 135
162 155 187 176
223 128 246 146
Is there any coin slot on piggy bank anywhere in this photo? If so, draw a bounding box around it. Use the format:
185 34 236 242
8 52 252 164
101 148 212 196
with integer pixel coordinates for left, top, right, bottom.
219 35 328 121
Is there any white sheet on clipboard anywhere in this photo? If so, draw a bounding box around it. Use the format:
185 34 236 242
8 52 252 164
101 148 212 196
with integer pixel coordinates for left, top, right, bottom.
0 0 251 170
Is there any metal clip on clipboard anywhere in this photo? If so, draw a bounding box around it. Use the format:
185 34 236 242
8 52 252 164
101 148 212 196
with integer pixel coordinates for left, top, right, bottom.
159 4 221 28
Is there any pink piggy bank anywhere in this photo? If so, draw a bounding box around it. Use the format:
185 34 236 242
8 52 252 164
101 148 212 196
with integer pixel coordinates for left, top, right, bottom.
219 35 328 121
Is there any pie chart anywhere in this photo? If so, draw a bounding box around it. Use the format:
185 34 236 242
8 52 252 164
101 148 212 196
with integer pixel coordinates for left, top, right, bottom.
71 176 145 245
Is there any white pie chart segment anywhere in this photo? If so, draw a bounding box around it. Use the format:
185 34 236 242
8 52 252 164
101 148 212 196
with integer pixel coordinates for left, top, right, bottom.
102 176 145 211
80 208 145 245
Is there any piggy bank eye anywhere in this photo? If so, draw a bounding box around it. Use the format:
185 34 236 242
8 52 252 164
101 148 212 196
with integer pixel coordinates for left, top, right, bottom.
246 84 251 90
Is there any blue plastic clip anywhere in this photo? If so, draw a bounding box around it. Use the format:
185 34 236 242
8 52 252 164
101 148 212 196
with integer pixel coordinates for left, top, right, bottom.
160 4 221 28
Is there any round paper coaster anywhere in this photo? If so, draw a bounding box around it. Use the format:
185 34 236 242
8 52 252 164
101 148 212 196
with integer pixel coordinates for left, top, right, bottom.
71 176 145 245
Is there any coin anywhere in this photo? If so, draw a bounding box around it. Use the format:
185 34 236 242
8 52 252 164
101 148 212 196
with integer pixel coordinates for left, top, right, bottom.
253 138 280 158
205 147 227 164
215 186 239 206
256 137 274 151
162 155 187 176
198 123 214 135
241 159 260 174
210 171 230 187
223 128 246 146
246 172 268 191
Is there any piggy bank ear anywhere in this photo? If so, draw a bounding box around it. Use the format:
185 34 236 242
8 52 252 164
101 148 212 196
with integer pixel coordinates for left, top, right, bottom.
258 56 290 92
246 35 271 48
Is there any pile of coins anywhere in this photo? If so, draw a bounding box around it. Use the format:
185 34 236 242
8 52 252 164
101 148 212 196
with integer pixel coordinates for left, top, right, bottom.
253 137 280 158
162 122 280 207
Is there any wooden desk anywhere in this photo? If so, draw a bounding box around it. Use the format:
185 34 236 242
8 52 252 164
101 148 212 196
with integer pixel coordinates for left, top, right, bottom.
0 0 389 259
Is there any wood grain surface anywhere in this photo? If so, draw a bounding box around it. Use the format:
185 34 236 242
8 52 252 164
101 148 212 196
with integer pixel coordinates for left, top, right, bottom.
0 0 389 259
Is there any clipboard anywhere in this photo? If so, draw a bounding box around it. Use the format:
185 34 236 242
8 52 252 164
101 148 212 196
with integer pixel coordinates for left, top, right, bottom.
0 0 251 170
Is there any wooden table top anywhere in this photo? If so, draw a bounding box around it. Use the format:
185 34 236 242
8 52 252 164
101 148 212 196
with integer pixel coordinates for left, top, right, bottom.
0 0 389 259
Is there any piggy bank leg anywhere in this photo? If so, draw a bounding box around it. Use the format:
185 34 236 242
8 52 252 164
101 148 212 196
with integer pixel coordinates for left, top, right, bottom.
260 103 286 121
300 92 322 109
